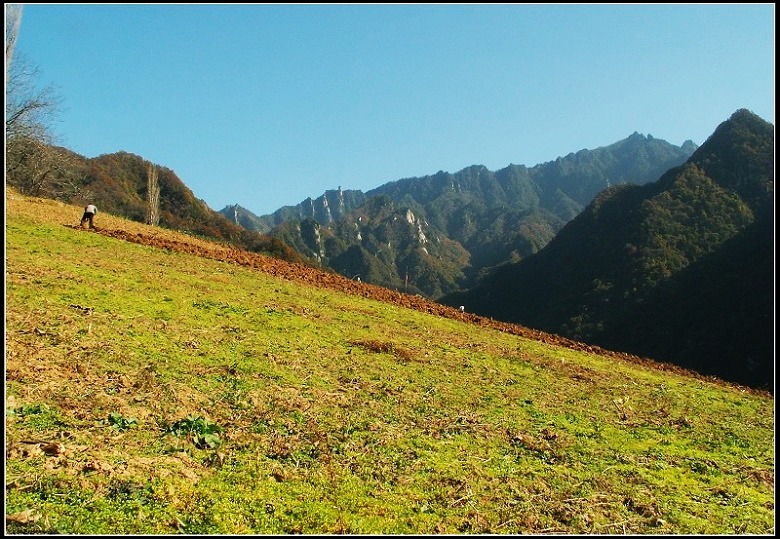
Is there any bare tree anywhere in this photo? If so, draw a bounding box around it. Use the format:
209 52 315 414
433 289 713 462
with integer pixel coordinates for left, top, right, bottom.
5 6 76 198
8 139 85 199
5 51 60 143
5 54 69 196
147 162 161 225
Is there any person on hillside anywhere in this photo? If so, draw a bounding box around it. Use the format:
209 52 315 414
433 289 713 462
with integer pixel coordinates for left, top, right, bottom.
80 204 98 229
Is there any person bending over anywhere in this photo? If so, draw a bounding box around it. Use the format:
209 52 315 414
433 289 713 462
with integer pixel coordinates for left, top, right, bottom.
80 204 98 229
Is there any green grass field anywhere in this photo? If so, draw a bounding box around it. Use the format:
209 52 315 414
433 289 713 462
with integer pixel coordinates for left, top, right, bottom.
5 190 774 534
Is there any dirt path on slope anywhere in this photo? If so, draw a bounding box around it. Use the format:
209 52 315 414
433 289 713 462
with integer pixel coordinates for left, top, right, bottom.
75 225 754 392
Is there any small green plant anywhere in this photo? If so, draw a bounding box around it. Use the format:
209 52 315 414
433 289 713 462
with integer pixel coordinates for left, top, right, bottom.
8 403 49 417
107 412 138 432
7 402 68 431
164 415 223 449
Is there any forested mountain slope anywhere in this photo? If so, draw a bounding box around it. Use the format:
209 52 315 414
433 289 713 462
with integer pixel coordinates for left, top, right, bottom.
4 149 305 264
441 109 774 392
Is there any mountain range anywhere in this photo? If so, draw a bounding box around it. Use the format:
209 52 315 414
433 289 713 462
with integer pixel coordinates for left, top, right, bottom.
220 132 697 298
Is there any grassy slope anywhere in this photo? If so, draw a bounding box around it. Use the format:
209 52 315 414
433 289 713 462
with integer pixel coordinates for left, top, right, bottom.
4 189 774 534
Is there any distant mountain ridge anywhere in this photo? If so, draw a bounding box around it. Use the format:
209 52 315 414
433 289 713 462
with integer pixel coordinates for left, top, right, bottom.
222 132 696 297
441 109 774 391
226 133 697 232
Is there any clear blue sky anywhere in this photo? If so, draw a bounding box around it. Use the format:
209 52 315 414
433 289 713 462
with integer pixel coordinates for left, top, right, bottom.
12 4 775 216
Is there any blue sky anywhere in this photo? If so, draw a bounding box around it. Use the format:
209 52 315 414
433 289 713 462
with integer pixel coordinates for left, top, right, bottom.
11 4 775 217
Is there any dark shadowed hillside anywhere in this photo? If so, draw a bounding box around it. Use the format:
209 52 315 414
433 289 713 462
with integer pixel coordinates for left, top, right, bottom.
441 109 774 391
602 208 774 392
